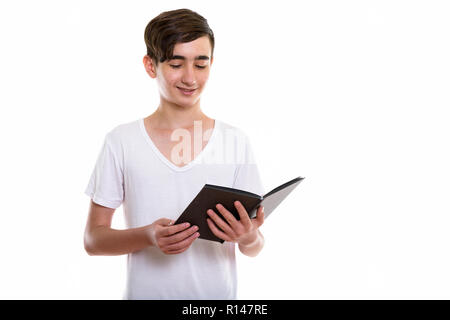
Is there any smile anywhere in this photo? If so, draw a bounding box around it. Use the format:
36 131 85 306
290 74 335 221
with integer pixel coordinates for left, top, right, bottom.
177 87 197 95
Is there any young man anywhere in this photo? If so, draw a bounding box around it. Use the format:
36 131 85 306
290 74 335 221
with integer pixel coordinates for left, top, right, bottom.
84 8 265 299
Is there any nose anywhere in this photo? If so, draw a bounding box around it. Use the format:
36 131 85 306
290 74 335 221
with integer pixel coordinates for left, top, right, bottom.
181 65 197 87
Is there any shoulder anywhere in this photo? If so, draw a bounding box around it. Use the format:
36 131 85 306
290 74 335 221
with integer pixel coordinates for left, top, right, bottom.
214 119 256 165
99 119 142 160
215 119 251 144
105 118 142 145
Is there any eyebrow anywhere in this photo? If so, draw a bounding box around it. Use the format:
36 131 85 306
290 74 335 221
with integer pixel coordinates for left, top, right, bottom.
168 55 210 61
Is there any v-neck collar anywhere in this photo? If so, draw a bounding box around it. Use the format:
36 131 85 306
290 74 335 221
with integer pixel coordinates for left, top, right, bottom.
139 117 220 172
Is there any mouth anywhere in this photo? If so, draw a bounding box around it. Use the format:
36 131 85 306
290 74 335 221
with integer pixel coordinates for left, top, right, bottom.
177 87 197 95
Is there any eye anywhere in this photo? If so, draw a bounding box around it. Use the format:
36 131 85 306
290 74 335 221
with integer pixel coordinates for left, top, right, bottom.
169 65 207 69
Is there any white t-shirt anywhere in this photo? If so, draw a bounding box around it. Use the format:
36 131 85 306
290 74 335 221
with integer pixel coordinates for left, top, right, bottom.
84 118 264 299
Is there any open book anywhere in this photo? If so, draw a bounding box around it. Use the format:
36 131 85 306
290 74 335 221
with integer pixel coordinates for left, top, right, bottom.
175 176 304 243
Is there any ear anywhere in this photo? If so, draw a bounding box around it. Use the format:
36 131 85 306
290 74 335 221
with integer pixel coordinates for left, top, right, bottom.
210 56 214 66
143 55 157 78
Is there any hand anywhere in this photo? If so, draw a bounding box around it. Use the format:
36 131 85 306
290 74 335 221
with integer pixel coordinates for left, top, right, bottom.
147 218 200 254
206 201 264 246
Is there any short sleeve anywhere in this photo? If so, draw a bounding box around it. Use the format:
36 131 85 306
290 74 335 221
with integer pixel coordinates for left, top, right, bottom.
84 133 124 209
233 134 265 196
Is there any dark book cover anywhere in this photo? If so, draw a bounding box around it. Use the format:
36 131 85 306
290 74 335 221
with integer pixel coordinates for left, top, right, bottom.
175 176 304 243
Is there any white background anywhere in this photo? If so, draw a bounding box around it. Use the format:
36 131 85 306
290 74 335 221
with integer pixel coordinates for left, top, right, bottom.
0 0 449 299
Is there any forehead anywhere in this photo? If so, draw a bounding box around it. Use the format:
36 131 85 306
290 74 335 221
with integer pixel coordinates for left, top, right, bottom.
169 36 211 61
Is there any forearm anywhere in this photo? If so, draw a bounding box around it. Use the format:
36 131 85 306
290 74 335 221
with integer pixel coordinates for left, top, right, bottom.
238 230 264 257
84 225 152 256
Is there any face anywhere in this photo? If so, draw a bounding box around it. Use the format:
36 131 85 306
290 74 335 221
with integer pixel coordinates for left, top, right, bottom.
144 36 213 108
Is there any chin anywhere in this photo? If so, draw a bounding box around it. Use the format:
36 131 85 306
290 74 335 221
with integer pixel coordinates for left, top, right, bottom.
176 94 201 105
172 98 200 108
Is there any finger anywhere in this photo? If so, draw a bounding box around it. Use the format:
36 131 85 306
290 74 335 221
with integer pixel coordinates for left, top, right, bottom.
164 232 199 253
160 222 191 237
166 246 191 255
234 201 252 229
165 248 187 255
253 206 265 228
164 231 200 252
215 203 239 230
207 218 232 242
206 209 236 237
163 225 199 245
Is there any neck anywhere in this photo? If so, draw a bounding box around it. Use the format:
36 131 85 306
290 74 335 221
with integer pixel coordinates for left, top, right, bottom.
149 98 209 130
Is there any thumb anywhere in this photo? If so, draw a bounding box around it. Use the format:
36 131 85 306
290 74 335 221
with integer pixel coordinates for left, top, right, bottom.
155 218 174 226
256 206 265 226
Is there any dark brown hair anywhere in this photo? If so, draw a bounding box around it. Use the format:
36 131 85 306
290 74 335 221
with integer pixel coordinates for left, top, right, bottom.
144 8 215 66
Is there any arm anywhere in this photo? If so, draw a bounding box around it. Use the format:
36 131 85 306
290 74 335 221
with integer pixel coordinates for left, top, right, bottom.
84 200 200 256
206 201 265 257
83 200 151 256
